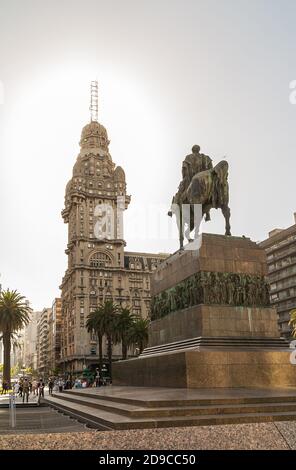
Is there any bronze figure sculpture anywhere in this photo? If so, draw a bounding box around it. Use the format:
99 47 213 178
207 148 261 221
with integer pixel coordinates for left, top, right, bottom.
151 271 271 321
168 145 231 249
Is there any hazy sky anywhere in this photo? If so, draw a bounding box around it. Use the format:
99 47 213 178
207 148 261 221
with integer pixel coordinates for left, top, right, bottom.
1 0 296 310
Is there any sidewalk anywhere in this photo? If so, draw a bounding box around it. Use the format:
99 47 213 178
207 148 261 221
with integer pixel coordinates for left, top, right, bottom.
0 391 43 405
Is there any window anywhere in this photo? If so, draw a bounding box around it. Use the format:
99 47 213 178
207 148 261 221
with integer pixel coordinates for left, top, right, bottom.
90 252 112 268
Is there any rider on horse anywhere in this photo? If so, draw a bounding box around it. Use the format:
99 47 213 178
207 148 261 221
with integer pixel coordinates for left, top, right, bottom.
174 145 213 220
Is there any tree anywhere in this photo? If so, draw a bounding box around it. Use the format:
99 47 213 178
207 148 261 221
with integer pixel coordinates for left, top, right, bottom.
127 317 150 355
114 308 136 360
0 289 31 387
86 308 104 371
87 300 118 379
289 309 296 337
10 364 19 378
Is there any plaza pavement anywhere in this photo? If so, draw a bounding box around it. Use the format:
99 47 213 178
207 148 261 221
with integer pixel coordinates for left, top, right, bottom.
0 421 296 449
1 387 296 449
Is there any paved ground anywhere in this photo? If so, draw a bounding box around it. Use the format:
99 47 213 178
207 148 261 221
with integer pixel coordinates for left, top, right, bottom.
0 407 90 435
0 392 39 405
1 387 296 449
0 421 296 449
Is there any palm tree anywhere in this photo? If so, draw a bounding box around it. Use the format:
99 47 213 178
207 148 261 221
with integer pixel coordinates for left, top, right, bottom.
114 308 136 360
127 317 150 355
87 301 118 379
86 308 104 371
289 309 296 337
0 289 31 387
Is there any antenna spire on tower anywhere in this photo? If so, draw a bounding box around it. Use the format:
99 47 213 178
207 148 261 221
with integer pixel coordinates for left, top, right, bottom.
90 80 98 122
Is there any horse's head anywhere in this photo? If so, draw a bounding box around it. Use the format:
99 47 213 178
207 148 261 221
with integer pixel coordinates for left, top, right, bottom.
213 160 228 179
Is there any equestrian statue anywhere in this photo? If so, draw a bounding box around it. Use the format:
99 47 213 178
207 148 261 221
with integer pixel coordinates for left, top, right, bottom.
168 145 231 249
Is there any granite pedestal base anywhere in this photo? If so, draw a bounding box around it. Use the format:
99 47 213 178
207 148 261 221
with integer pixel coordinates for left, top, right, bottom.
113 349 296 388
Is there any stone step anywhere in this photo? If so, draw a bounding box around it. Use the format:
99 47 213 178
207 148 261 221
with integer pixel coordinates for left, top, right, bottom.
50 392 296 418
0 406 88 434
44 396 136 430
44 395 296 429
0 403 41 409
64 388 296 408
140 336 290 357
51 392 139 415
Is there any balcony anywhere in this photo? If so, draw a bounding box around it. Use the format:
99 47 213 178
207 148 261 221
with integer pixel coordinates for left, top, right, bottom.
267 245 296 264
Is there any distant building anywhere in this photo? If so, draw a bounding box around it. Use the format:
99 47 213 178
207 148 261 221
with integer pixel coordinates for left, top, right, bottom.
10 300 31 370
24 310 40 371
48 298 62 374
259 212 296 338
59 89 168 374
37 308 51 376
13 329 25 369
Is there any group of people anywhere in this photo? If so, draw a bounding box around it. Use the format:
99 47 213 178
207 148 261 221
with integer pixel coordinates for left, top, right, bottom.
1 369 109 401
13 378 45 402
48 378 68 395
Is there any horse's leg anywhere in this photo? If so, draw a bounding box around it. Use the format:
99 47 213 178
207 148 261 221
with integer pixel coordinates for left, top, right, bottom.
222 204 231 236
180 222 184 249
184 205 195 243
184 225 192 243
203 203 211 221
176 205 184 249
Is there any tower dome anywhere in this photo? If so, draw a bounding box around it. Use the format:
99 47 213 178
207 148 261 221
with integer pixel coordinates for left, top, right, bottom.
114 166 126 182
79 121 110 151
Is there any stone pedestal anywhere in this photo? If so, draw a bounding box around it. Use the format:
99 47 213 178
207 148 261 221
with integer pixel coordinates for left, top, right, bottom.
113 234 295 388
148 305 280 347
113 350 296 388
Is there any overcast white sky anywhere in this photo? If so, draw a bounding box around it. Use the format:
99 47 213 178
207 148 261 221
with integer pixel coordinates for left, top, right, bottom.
1 0 296 310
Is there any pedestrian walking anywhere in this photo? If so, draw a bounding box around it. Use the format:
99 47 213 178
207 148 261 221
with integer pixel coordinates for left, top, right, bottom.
39 380 45 398
36 379 42 396
13 382 20 395
22 378 30 403
32 379 38 396
48 378 54 396
95 369 101 387
58 378 64 392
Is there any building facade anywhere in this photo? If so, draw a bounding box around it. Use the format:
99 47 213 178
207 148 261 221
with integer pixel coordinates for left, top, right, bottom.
60 114 167 374
23 310 40 372
47 298 62 374
260 212 296 338
37 307 51 376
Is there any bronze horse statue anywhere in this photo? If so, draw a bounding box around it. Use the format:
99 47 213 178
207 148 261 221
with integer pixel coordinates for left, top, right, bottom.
169 159 231 249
